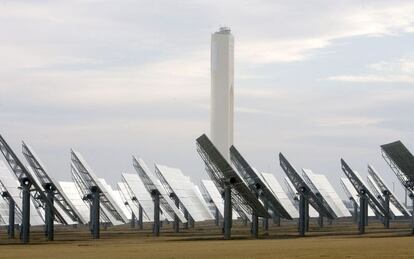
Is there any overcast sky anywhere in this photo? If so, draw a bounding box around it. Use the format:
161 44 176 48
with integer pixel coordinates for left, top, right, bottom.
1 0 414 200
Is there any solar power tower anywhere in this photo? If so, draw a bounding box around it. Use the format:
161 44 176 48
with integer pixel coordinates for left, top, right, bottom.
155 164 213 232
381 140 414 234
368 165 411 217
341 159 387 233
279 153 335 236
132 156 187 236
71 150 128 238
196 134 269 240
0 134 66 243
302 169 351 226
22 142 87 237
121 173 155 229
229 146 292 237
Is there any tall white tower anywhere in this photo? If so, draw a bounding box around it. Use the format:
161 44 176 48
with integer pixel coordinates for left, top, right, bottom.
211 27 234 161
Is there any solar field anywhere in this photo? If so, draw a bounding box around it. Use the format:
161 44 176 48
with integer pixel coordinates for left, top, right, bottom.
1 219 414 259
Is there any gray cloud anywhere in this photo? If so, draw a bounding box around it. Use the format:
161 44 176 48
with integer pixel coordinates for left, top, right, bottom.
1 0 414 201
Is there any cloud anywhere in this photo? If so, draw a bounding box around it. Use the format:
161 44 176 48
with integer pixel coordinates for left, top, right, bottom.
315 116 383 127
235 1 414 64
235 106 271 115
238 38 330 64
326 75 414 83
369 57 414 73
237 88 287 99
1 0 414 198
0 50 210 108
326 56 414 83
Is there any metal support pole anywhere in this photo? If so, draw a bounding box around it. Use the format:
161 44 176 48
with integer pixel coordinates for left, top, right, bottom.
263 203 269 232
88 196 93 233
299 192 306 237
383 191 390 229
214 207 220 227
91 186 100 239
364 198 369 226
405 189 408 208
184 208 189 229
410 193 414 235
251 212 259 238
21 178 31 244
359 190 366 234
352 198 358 224
189 215 194 228
251 192 259 239
223 185 232 240
138 205 143 230
44 213 49 237
131 212 136 228
7 195 15 239
263 216 269 232
274 215 281 227
318 213 324 228
305 198 310 232
152 190 160 236
45 185 54 241
173 195 179 233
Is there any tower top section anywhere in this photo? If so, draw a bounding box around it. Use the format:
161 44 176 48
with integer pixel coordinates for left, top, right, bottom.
216 26 231 34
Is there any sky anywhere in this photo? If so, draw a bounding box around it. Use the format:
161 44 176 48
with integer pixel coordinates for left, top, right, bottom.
1 0 414 201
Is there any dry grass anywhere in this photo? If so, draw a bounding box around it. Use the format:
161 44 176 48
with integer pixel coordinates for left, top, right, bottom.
0 219 413 259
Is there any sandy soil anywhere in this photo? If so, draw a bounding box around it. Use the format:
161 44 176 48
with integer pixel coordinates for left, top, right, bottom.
0 220 413 259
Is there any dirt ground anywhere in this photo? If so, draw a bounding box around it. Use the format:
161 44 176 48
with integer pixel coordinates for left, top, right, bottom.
1 219 413 259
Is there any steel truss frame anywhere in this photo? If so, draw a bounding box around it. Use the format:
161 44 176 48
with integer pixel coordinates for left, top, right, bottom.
121 175 151 221
279 153 335 219
230 146 292 220
132 156 186 222
71 163 111 223
340 159 386 217
381 143 414 190
22 142 85 224
153 166 185 217
0 180 23 222
301 169 338 218
196 134 269 218
368 165 411 217
0 134 66 224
